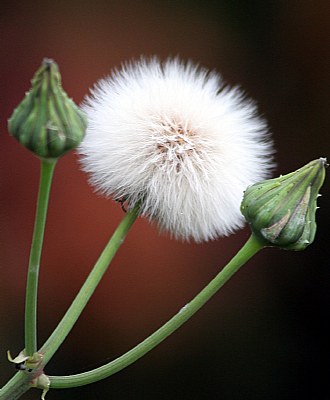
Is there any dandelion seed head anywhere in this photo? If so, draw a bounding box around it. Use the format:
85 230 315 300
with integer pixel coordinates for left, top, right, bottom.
79 57 274 242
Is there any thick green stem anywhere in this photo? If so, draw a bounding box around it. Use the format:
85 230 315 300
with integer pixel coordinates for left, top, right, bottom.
25 159 57 355
0 370 30 400
39 204 140 366
49 234 264 389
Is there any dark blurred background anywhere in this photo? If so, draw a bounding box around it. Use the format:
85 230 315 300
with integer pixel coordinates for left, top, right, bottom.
1 1 329 399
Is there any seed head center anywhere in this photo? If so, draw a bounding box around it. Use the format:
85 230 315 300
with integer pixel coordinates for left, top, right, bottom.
156 122 194 155
154 121 195 172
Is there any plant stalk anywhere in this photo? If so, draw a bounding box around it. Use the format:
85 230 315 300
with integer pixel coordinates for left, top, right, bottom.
49 234 264 389
25 159 57 355
0 369 31 400
39 204 140 366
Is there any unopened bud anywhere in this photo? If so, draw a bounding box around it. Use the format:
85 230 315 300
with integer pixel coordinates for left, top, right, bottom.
8 58 86 159
241 158 327 250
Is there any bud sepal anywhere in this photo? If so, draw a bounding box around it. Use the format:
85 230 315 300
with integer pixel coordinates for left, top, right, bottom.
241 158 327 250
8 58 86 159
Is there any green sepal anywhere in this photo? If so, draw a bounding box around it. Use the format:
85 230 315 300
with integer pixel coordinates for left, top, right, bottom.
241 158 327 250
8 58 87 159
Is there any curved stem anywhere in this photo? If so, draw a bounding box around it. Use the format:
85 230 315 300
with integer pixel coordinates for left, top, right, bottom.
25 159 57 355
39 204 140 366
49 234 264 389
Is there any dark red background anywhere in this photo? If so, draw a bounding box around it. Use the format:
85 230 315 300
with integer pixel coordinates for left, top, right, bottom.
1 1 329 399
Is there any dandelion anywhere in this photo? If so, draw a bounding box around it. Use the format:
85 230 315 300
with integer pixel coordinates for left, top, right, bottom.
79 57 274 242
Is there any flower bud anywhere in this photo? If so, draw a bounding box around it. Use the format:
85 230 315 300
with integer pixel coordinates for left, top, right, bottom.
241 158 327 250
8 58 86 159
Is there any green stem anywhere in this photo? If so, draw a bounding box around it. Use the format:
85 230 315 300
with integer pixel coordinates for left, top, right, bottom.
0 372 30 400
49 234 264 389
0 203 139 400
25 159 57 355
39 204 140 366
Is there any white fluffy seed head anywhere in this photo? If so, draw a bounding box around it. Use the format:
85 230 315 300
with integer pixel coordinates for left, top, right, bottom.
79 57 274 242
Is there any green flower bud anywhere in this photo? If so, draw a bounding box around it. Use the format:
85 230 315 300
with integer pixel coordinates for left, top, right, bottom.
8 58 86 159
241 158 327 250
